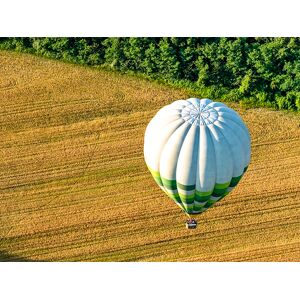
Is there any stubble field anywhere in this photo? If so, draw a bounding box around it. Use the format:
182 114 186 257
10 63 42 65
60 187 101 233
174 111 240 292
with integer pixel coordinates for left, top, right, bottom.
0 51 299 261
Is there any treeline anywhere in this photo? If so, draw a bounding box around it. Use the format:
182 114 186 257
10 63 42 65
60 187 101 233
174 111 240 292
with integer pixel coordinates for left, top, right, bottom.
1 37 300 111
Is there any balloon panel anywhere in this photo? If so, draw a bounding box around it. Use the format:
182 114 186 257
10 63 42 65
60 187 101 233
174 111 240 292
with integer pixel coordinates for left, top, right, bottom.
144 98 251 215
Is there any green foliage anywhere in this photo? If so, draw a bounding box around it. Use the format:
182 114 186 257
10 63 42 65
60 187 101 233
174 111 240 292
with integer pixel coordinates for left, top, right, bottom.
1 37 300 111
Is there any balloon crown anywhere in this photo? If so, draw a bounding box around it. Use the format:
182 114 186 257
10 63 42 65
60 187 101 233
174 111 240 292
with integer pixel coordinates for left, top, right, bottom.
180 98 219 126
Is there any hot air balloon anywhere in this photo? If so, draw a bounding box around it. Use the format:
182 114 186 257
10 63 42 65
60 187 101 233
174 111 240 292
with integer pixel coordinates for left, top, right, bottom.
144 98 251 229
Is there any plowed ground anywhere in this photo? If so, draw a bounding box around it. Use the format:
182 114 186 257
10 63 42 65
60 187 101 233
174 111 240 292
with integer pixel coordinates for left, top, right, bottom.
0 51 299 261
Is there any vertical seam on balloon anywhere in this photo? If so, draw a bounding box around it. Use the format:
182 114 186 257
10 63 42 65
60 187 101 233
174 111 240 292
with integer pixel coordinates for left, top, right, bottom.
192 124 201 214
203 101 226 111
218 114 251 158
193 99 201 213
218 112 250 137
176 123 195 213
159 122 191 211
215 120 247 174
145 118 185 163
145 118 186 195
218 118 251 167
186 98 199 111
206 124 219 191
212 123 234 185
201 125 217 194
171 122 194 213
217 114 249 137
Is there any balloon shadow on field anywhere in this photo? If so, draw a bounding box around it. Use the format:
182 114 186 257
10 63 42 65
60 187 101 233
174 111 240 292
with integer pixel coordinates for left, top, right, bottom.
0 250 39 262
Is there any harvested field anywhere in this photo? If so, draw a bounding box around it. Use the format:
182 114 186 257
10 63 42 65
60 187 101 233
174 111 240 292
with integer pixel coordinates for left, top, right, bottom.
0 50 299 261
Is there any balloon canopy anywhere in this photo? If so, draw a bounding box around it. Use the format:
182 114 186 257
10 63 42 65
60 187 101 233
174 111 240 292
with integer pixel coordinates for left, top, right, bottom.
144 98 251 216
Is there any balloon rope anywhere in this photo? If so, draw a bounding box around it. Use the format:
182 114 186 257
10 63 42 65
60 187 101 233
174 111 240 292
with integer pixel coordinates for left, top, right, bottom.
184 210 191 219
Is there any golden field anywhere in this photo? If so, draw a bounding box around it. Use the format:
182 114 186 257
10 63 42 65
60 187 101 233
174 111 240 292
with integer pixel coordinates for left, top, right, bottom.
0 50 299 261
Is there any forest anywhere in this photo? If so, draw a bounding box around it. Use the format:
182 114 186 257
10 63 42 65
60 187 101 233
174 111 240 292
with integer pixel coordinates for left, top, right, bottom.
1 37 300 111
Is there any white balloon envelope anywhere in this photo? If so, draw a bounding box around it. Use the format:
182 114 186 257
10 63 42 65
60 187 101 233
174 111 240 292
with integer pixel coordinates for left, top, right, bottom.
144 98 251 216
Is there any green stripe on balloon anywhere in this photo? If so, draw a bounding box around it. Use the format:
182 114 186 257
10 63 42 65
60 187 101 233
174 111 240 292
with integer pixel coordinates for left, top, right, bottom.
195 190 212 197
179 193 194 204
147 166 163 186
216 193 227 202
177 182 196 191
147 165 160 177
166 192 181 202
153 176 163 186
229 175 242 187
189 209 206 215
161 178 177 190
147 164 249 215
179 193 195 200
212 182 230 197
162 178 197 192
214 182 230 189
212 188 227 197
182 202 194 209
194 201 206 209
184 205 194 213
204 200 216 209
195 194 211 202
